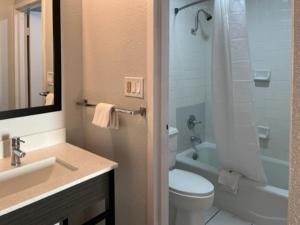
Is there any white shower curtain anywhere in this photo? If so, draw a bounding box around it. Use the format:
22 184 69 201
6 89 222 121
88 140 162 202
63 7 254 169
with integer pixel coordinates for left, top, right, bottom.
212 0 267 183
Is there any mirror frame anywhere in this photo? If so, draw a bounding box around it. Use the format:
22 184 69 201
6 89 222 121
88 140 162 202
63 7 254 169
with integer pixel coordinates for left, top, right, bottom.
0 0 61 120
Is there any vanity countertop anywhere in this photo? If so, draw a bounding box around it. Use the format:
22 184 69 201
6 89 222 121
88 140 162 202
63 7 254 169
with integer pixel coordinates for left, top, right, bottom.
0 143 118 216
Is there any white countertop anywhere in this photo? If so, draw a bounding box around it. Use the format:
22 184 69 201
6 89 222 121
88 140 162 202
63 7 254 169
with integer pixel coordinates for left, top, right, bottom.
0 143 118 216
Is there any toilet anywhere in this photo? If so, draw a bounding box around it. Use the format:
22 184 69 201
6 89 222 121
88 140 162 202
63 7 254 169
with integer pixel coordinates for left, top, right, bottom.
168 127 214 225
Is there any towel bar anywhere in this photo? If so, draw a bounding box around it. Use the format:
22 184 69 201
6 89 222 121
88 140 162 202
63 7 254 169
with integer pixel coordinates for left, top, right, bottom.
76 99 147 117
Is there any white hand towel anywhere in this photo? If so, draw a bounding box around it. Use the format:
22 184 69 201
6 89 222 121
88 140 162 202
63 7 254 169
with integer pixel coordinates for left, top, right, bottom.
92 103 119 129
218 170 241 194
45 93 54 106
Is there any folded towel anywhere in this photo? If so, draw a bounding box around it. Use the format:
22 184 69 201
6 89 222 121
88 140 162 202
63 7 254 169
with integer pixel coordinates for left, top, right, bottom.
45 93 54 106
218 169 241 194
92 103 119 129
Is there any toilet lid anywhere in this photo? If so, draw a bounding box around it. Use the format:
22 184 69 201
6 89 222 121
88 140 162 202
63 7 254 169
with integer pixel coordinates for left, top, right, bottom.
169 169 214 197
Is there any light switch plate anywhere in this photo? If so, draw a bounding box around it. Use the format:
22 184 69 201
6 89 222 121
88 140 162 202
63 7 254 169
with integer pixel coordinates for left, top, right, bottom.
124 77 144 98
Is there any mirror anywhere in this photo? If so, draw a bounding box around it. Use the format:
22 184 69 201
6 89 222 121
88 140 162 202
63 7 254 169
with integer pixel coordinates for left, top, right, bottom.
0 0 61 119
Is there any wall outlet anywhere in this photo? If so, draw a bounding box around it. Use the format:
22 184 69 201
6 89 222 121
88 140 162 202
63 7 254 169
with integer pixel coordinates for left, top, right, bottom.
124 77 144 98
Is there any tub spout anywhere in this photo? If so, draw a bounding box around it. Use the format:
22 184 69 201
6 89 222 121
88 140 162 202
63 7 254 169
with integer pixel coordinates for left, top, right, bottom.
191 136 202 144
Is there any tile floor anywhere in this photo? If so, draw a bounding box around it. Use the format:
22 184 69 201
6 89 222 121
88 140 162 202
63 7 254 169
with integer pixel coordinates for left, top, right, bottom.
205 207 254 225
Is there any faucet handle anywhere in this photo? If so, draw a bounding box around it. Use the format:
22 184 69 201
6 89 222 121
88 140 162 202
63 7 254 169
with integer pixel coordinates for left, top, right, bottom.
11 137 26 167
187 115 202 130
12 137 25 145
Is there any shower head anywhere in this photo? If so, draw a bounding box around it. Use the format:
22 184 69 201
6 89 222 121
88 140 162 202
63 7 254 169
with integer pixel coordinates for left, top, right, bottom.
191 9 212 35
201 9 213 21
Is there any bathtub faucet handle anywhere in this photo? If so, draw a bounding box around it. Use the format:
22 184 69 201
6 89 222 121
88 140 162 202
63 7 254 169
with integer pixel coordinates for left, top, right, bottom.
187 115 202 130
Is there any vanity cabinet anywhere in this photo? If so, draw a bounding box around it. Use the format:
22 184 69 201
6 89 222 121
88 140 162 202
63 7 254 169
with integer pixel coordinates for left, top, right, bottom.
0 171 115 225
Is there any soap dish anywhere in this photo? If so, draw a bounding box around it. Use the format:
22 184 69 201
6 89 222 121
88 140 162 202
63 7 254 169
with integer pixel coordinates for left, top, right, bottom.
257 126 270 139
253 70 271 82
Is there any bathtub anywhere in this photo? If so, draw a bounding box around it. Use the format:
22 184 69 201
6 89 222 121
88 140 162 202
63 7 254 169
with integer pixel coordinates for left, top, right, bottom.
176 142 288 225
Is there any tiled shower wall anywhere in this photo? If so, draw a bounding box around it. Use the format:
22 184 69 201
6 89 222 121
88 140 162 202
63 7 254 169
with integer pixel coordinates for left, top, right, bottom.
247 0 291 161
169 0 291 161
169 0 213 152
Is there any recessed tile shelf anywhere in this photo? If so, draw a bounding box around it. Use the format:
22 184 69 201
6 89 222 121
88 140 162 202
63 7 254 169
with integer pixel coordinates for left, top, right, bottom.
257 126 270 140
253 70 271 82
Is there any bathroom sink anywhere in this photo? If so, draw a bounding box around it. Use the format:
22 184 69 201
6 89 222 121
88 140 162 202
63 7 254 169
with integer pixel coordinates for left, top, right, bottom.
0 157 78 198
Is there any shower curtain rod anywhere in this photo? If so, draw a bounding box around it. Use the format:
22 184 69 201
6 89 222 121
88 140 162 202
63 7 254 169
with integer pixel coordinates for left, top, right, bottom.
174 0 210 15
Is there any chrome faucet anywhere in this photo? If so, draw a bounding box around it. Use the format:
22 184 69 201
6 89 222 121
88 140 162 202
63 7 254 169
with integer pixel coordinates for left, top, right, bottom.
187 115 202 130
190 136 201 160
11 137 26 167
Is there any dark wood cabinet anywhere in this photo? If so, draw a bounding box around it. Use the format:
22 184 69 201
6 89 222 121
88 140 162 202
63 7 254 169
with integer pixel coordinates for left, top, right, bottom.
0 171 115 225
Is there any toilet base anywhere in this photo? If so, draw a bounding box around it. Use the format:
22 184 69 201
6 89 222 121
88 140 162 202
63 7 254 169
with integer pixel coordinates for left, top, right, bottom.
175 209 205 225
169 191 214 225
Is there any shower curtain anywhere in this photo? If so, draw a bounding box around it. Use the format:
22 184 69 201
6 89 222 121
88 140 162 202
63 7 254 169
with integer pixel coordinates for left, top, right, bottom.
212 0 267 183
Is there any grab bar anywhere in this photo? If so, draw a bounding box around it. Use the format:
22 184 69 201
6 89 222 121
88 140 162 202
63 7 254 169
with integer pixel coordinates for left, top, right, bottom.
76 99 147 117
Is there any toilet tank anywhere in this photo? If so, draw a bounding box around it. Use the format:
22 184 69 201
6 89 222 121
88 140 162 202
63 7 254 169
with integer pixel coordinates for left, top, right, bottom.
168 127 179 169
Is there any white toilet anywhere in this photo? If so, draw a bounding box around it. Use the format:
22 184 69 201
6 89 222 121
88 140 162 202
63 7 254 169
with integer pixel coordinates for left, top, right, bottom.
168 127 214 225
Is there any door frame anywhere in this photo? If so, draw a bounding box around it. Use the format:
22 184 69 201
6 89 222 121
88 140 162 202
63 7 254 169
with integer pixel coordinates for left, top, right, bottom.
14 0 49 108
147 0 170 225
14 9 28 108
149 0 297 225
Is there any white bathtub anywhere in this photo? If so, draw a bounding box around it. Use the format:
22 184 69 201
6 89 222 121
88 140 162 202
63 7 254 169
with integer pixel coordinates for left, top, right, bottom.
176 142 288 225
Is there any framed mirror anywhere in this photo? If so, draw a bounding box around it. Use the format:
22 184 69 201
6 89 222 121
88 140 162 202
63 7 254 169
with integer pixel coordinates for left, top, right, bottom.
0 0 61 120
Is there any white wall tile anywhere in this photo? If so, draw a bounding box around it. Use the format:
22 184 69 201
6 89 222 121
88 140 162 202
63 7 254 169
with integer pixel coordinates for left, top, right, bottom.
247 0 291 161
169 0 213 130
231 39 251 62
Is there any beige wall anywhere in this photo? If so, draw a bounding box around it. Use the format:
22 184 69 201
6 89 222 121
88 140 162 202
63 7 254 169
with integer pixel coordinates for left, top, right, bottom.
0 0 15 109
289 0 300 224
82 1 148 225
61 0 84 148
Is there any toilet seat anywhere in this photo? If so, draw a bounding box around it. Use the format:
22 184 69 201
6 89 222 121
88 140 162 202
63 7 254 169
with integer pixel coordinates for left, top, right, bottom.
169 169 214 197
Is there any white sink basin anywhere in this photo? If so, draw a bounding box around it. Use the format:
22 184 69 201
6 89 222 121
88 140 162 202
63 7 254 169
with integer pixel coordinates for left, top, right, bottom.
0 157 78 198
